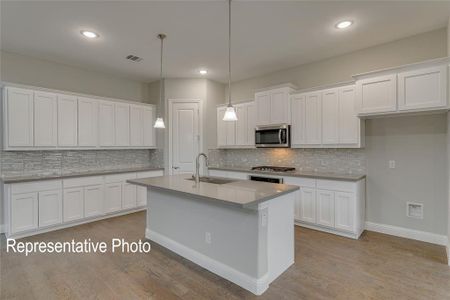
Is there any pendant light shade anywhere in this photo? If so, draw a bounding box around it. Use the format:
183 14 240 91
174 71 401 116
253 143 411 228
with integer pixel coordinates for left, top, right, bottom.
154 33 166 129
223 0 237 122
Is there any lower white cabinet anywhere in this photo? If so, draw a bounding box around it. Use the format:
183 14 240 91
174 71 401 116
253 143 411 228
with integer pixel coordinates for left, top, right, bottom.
11 192 38 234
38 190 62 227
298 187 316 224
334 192 355 232
122 183 137 209
84 185 104 218
316 190 335 228
63 187 84 222
104 183 123 213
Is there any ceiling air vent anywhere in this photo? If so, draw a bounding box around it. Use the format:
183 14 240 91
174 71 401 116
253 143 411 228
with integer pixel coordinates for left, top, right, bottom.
126 55 143 62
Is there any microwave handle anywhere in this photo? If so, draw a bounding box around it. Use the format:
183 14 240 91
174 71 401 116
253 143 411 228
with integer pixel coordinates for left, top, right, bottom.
278 130 282 143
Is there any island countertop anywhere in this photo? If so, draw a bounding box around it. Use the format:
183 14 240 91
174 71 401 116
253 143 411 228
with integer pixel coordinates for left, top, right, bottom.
127 174 299 209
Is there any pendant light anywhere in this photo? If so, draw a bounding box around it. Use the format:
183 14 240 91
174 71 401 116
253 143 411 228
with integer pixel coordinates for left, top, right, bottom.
223 0 238 121
154 33 166 129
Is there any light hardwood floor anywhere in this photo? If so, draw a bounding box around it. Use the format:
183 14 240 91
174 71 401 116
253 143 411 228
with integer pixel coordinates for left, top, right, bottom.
1 211 449 300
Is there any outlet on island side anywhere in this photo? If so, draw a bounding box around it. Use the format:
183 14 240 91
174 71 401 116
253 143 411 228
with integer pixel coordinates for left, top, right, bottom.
205 232 212 244
389 160 396 169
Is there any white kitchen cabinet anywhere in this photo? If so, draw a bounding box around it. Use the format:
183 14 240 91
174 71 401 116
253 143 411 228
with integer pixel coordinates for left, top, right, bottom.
143 106 156 147
130 105 144 146
255 86 295 126
304 92 322 146
217 102 257 148
398 65 447 111
115 103 130 146
217 107 227 147
338 86 360 145
334 192 355 232
99 101 115 146
299 188 316 224
63 187 84 222
78 97 98 147
34 91 57 147
11 192 38 234
57 94 78 147
136 170 164 207
291 94 306 146
122 183 137 209
321 89 339 145
4 87 34 148
235 105 248 146
104 183 122 213
38 190 62 227
226 119 236 146
84 185 104 218
316 190 335 228
356 74 397 114
247 103 256 146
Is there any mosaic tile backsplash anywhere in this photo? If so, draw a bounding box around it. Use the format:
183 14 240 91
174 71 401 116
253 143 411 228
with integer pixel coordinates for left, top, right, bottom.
0 149 164 177
208 148 366 175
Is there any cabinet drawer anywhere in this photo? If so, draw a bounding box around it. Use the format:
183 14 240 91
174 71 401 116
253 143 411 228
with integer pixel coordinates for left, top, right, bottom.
104 173 136 183
63 176 103 188
11 180 61 194
316 179 355 192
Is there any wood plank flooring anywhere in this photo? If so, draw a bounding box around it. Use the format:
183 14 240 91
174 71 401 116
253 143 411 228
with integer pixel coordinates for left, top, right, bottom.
1 211 449 300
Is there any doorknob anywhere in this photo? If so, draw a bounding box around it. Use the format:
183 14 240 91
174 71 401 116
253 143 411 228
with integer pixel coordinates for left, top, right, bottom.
172 166 180 169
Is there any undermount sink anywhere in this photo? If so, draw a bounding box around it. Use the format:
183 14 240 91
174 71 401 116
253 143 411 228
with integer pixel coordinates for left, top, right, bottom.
186 176 236 185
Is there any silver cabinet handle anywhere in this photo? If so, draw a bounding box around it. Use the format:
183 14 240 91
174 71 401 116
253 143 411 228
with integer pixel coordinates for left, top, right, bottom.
172 166 179 169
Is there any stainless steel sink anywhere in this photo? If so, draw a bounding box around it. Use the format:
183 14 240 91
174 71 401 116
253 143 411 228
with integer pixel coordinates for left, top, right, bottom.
186 176 236 184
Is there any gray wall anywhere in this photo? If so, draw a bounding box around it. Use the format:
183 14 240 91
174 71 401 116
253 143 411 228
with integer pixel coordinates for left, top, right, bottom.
0 50 150 102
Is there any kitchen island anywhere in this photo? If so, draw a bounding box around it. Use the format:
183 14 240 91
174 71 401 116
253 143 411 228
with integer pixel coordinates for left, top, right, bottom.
127 174 299 295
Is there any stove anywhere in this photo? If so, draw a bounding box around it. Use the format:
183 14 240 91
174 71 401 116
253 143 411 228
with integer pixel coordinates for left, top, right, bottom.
251 166 296 172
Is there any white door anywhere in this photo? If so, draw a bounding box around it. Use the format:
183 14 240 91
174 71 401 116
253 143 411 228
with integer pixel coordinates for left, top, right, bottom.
334 192 355 232
11 192 38 233
104 183 122 213
316 190 335 228
235 105 247 146
291 95 306 146
99 101 115 146
6 87 34 147
115 103 130 146
299 188 316 223
226 119 236 146
270 90 289 124
38 190 62 227
78 97 98 147
305 92 322 145
34 91 57 147
170 102 200 174
63 187 84 222
255 92 271 125
130 105 144 146
246 103 256 146
356 74 397 114
84 185 104 217
143 106 155 147
338 86 359 145
136 186 147 207
122 183 137 209
321 89 339 144
217 107 227 147
57 95 78 147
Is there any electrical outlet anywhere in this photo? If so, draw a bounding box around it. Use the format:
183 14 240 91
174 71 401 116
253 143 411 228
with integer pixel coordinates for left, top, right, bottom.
389 160 396 169
407 202 423 219
205 232 212 244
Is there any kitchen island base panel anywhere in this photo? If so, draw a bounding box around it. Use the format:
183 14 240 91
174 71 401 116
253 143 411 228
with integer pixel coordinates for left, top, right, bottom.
145 189 295 295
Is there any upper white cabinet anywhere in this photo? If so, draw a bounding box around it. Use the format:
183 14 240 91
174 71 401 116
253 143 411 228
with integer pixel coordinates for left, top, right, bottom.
355 58 449 116
338 86 361 145
304 92 322 146
255 85 296 126
321 89 339 144
2 85 157 150
57 94 78 147
217 101 256 148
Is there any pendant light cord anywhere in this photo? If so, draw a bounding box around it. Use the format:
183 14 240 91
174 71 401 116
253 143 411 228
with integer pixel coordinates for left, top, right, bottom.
158 34 166 118
228 0 232 107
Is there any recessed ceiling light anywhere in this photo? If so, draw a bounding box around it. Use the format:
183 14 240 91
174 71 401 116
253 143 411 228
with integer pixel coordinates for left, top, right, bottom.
80 30 99 39
335 20 353 29
199 69 208 75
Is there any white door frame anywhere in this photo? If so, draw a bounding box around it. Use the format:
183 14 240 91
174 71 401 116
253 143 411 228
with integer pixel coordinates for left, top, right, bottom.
168 99 203 175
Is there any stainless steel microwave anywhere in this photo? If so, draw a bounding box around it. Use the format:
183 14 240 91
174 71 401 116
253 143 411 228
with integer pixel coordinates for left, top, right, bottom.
255 125 290 148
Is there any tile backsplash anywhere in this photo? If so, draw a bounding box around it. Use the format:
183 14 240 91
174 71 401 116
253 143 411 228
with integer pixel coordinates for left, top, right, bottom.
0 149 164 177
208 148 366 174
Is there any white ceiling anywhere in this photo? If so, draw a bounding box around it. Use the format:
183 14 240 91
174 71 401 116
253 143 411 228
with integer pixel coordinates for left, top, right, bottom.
1 1 450 83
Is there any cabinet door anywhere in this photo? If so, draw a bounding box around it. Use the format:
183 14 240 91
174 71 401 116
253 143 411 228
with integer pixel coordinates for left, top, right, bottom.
63 188 84 222
339 86 359 145
115 103 130 146
11 192 38 233
255 92 271 125
104 183 122 213
291 95 306 146
316 190 335 228
57 95 78 147
39 190 62 227
246 103 256 146
6 87 34 147
270 90 289 124
356 74 397 114
78 97 98 147
143 106 155 147
217 107 227 147
84 185 104 218
235 105 247 146
321 89 339 144
299 188 316 223
226 119 236 146
99 102 115 146
136 186 147 207
398 65 447 111
34 92 57 147
334 192 355 233
122 183 137 209
130 105 144 146
305 92 322 145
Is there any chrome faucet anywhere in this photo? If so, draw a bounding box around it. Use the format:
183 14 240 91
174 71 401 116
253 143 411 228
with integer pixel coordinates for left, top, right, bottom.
194 153 209 183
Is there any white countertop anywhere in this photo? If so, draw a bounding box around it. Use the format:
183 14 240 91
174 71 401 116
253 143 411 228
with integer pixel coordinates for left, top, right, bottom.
127 174 299 209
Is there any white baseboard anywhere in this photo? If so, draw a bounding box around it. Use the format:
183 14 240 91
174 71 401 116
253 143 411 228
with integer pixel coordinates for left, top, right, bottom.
146 228 269 295
365 221 448 246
